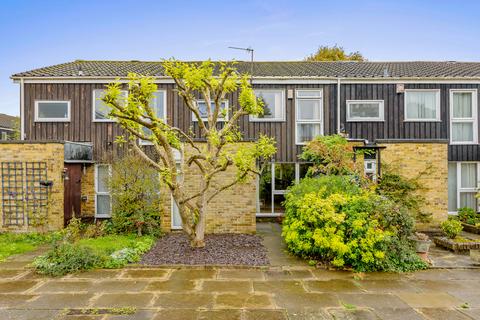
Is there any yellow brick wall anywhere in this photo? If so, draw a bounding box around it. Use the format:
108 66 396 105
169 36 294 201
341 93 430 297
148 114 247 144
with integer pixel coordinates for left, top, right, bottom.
80 165 95 217
160 143 256 234
0 143 65 232
379 142 448 223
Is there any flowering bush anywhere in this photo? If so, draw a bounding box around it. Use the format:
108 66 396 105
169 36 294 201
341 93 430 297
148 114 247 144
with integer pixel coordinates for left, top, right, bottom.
282 176 427 272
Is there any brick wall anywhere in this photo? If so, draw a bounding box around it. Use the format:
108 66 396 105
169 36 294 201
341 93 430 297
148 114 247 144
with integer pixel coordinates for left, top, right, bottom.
0 142 64 232
80 165 95 217
379 142 448 223
160 143 256 234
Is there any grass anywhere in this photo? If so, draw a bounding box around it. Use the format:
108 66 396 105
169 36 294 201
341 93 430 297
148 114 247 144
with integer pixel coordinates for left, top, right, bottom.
0 233 54 262
78 234 152 255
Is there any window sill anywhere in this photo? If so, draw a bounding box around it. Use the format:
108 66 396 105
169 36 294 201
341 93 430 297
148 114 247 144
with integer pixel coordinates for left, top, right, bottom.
35 119 70 123
346 119 385 122
403 120 442 122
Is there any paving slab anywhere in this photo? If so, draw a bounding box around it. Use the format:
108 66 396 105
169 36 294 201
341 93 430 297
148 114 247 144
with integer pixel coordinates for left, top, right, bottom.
253 280 306 294
304 280 363 293
90 280 149 293
356 280 420 293
0 293 36 307
274 292 340 310
336 293 411 309
201 280 252 293
69 270 122 279
121 269 168 279
244 309 288 320
286 309 333 320
0 309 61 320
217 269 265 280
151 309 197 320
0 269 26 279
144 280 196 292
372 307 424 320
0 280 39 293
419 308 472 320
264 269 314 280
311 269 357 280
328 308 381 320
459 308 480 320
215 293 274 309
105 310 159 320
396 292 463 308
28 293 94 309
33 280 94 293
198 309 243 320
153 293 214 309
168 269 216 280
447 291 480 308
0 261 31 269
91 293 154 308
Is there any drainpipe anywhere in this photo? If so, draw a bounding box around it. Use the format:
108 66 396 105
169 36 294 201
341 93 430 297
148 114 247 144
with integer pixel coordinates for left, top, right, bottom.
20 78 25 140
337 78 341 134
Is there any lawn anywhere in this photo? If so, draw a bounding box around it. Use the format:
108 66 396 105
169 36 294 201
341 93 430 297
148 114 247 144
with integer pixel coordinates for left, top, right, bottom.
78 234 153 255
0 233 54 262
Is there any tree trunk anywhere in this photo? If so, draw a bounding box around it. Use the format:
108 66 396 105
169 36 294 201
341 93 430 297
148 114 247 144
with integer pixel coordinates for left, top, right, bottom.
191 205 206 248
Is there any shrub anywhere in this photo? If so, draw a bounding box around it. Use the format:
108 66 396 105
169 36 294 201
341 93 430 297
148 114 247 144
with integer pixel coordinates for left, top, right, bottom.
33 243 103 276
109 154 162 236
457 207 478 225
441 219 463 239
282 175 426 272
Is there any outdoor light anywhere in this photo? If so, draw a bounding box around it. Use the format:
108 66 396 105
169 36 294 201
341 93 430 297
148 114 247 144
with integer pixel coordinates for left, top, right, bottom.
62 168 69 181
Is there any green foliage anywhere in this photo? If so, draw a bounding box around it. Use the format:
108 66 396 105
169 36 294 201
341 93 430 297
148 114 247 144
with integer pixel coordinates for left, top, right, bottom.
441 218 463 239
305 45 365 62
0 232 58 262
299 135 355 176
33 235 155 276
377 168 431 223
457 207 479 225
109 154 162 236
282 175 426 272
33 243 103 276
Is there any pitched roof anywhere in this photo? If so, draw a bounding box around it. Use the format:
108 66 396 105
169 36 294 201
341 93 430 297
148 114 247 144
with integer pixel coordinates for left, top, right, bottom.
11 60 480 79
0 114 18 129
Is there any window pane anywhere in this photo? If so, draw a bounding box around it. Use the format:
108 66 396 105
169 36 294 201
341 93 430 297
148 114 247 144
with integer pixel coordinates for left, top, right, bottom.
171 198 182 228
297 90 321 98
255 91 284 119
448 163 458 212
299 163 312 180
259 164 272 213
97 166 109 193
348 103 381 119
461 163 477 188
96 195 111 216
297 123 322 143
452 123 474 142
37 102 69 119
452 92 472 118
274 163 295 191
460 192 477 210
151 91 165 119
406 91 437 120
297 99 322 120
94 90 126 120
273 194 286 214
195 101 227 120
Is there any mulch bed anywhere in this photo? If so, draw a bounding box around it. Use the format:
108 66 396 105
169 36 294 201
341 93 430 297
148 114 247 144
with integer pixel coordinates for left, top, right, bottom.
140 233 269 266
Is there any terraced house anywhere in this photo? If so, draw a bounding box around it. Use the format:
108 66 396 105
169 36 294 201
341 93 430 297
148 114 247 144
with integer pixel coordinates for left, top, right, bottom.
4 60 480 231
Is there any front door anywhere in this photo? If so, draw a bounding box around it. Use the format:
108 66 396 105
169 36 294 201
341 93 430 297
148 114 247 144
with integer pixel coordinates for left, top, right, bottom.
64 164 82 226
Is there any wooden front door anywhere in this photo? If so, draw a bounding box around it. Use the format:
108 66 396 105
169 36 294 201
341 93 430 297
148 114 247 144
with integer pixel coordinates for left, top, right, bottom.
64 164 82 226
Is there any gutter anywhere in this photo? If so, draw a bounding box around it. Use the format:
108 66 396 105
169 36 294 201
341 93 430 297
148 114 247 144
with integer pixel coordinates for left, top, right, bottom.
20 78 25 140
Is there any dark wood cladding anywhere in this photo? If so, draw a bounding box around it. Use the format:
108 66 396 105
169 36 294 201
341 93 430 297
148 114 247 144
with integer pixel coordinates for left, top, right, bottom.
23 82 480 162
24 83 336 162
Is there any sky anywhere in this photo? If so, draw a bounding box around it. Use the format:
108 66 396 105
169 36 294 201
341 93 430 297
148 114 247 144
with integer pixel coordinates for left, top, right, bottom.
1 0 480 116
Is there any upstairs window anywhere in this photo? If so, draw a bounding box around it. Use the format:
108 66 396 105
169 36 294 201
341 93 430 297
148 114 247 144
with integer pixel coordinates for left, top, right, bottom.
450 89 478 144
346 100 384 122
404 89 440 121
93 89 127 122
250 89 285 122
140 91 167 145
192 100 228 122
295 90 323 144
35 101 70 122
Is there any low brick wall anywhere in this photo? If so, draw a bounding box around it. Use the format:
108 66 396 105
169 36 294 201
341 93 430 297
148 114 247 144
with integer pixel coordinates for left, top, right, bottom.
379 142 448 223
160 143 256 234
0 142 65 232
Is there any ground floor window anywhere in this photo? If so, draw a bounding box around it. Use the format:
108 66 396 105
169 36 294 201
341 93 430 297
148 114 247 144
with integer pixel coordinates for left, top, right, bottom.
95 164 111 218
257 162 312 216
448 162 479 213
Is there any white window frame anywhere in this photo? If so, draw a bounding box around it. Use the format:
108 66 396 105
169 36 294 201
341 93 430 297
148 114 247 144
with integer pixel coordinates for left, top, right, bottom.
92 89 127 122
1 132 7 140
139 90 168 146
449 89 478 144
192 99 229 122
295 89 323 145
250 89 286 122
346 100 384 122
449 162 480 214
95 164 112 218
34 100 71 122
404 89 441 122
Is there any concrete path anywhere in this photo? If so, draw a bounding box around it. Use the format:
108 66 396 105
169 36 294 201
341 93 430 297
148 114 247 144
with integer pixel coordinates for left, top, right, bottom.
0 224 478 319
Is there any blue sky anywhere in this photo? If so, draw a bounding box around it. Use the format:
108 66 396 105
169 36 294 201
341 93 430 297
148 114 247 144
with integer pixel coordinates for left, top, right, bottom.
1 0 480 115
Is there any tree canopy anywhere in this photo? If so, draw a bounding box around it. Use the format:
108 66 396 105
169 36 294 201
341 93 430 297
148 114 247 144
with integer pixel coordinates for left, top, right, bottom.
305 45 366 62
